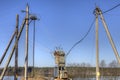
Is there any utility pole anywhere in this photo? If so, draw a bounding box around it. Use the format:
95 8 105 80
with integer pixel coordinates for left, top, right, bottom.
29 14 39 78
0 17 26 80
99 8 120 64
95 7 120 64
94 7 100 80
94 7 120 80
25 4 29 80
14 14 19 80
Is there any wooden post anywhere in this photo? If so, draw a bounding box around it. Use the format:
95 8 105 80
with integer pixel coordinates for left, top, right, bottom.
0 32 15 64
14 14 19 80
0 18 26 80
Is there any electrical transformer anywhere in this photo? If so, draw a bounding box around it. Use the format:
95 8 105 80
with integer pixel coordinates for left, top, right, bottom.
54 50 71 80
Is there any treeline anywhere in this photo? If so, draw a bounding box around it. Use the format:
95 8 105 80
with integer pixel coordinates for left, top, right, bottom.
0 60 120 78
67 60 120 77
67 60 120 68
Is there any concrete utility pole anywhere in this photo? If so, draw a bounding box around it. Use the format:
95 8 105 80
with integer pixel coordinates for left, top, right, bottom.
99 8 120 64
14 14 19 80
25 4 29 80
95 7 100 80
95 7 120 64
94 7 120 80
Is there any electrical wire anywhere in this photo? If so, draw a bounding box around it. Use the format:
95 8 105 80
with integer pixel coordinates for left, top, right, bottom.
66 3 120 57
103 3 120 14
66 18 95 57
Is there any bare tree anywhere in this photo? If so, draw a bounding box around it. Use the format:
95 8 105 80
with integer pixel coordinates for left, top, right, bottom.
100 60 106 68
109 60 118 68
80 63 86 67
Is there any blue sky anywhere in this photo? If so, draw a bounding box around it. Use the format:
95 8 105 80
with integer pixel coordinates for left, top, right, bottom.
0 0 120 67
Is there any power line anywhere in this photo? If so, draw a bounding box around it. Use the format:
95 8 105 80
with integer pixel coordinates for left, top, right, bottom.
66 3 120 57
103 3 120 14
66 18 95 57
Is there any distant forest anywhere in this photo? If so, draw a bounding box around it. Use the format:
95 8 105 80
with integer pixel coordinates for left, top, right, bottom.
0 60 120 78
67 60 120 68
